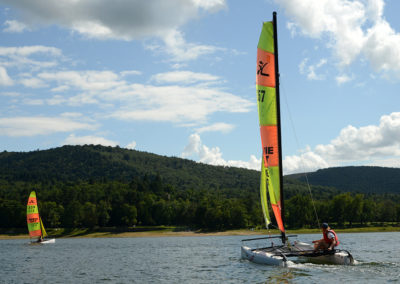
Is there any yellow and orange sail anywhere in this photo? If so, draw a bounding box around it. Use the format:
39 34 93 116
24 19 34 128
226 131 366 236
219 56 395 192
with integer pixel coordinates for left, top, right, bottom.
256 19 285 233
26 191 47 239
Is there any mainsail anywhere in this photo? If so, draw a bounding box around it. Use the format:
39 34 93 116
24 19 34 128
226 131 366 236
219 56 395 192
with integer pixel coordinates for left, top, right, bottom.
26 191 43 239
256 14 285 234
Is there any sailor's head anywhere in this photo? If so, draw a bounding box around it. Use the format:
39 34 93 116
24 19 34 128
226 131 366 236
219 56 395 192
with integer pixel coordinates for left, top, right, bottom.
321 223 329 230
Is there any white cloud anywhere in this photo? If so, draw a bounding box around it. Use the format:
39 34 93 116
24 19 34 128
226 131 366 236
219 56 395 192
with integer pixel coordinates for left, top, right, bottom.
63 134 118 147
19 77 47 88
151 71 219 85
0 46 62 73
110 84 253 124
283 149 329 174
11 67 251 125
160 29 224 62
0 116 96 137
3 20 30 33
120 70 142 77
0 66 13 86
298 58 327 80
182 133 260 170
3 0 226 61
0 45 61 57
279 0 400 76
38 70 123 92
126 141 137 150
283 112 400 174
335 73 353 85
196 122 235 134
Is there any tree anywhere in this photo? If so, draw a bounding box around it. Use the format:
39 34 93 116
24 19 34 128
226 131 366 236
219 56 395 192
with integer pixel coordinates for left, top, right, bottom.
97 200 111 226
63 201 83 228
330 193 352 226
40 201 63 228
82 202 97 228
121 204 137 227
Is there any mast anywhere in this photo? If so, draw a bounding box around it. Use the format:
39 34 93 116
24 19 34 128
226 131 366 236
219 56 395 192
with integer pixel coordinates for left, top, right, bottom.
272 12 286 244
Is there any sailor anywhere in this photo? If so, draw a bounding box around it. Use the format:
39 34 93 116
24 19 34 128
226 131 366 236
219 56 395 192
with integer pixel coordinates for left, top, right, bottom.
312 222 340 251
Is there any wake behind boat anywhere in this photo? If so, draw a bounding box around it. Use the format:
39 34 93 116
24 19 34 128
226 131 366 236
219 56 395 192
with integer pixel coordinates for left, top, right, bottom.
26 191 55 244
241 12 353 266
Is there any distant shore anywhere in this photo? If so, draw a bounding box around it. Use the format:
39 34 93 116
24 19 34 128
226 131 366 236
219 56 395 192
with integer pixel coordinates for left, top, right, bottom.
1 226 400 240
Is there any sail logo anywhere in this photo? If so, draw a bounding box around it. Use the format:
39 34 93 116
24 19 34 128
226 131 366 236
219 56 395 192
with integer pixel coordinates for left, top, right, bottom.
28 217 39 223
257 57 270 77
256 49 275 87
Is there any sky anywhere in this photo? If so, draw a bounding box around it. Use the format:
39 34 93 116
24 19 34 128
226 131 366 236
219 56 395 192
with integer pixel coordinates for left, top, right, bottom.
1 0 400 175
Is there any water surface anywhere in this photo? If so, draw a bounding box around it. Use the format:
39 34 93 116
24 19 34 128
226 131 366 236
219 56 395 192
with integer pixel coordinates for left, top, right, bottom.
2 232 399 283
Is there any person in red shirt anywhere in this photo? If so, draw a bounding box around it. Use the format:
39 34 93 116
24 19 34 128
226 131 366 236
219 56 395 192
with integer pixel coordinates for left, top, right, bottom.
312 222 340 251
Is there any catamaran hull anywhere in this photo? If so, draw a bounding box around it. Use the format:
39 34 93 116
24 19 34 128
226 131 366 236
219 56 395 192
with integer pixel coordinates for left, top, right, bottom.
293 241 354 265
30 238 55 244
299 251 353 265
241 246 286 266
241 243 353 266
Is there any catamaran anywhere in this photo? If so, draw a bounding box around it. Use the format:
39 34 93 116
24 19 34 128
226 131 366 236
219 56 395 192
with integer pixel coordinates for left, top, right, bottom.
241 12 353 266
26 191 55 244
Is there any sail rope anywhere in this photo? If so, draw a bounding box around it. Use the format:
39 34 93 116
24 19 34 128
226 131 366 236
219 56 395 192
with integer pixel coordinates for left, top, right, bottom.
280 81 320 228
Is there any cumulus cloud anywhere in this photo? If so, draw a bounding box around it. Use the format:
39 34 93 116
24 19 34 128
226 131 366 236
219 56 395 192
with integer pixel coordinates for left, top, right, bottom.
126 141 137 149
278 0 400 76
1 0 226 61
181 133 260 169
0 116 96 137
3 20 30 33
284 112 400 174
63 134 118 147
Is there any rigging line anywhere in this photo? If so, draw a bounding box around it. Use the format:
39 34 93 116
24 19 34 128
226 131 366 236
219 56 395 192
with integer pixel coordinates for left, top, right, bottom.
279 80 320 228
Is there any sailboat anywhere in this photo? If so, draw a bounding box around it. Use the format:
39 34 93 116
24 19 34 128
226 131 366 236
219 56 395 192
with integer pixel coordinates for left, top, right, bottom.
240 12 353 266
26 191 55 244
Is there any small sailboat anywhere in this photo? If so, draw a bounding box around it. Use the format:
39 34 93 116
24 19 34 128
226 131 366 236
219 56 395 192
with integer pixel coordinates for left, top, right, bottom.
241 12 353 266
26 191 55 244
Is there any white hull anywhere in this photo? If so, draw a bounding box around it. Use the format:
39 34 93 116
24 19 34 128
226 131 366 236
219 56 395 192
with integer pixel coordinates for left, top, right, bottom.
41 238 55 244
241 246 286 266
241 242 353 266
30 238 56 244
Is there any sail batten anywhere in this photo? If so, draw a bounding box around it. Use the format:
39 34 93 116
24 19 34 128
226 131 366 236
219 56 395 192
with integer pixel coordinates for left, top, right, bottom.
256 16 285 234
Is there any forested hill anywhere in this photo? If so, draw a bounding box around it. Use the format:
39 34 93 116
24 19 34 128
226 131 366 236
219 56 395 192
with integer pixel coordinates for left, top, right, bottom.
2 145 400 230
0 145 260 192
288 166 400 194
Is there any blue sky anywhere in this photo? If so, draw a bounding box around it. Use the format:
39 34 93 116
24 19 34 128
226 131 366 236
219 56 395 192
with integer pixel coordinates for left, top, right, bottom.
1 0 400 174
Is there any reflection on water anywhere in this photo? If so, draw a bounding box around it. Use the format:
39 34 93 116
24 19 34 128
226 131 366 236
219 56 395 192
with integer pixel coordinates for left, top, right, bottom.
1 232 400 283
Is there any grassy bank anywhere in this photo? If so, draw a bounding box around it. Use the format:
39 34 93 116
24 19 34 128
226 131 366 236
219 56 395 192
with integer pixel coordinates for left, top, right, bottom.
1 225 400 239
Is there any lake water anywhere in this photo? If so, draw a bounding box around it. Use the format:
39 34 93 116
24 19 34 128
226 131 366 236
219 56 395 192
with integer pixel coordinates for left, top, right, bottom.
2 232 400 283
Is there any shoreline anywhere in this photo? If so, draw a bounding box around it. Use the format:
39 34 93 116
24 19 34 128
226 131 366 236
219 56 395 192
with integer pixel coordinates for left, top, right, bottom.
1 226 400 239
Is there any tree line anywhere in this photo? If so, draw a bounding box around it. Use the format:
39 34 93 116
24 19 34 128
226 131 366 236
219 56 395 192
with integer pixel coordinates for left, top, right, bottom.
1 175 400 231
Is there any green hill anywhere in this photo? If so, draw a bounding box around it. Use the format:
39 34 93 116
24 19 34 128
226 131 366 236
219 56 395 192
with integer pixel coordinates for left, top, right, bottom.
288 166 400 194
1 145 399 230
0 145 259 193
